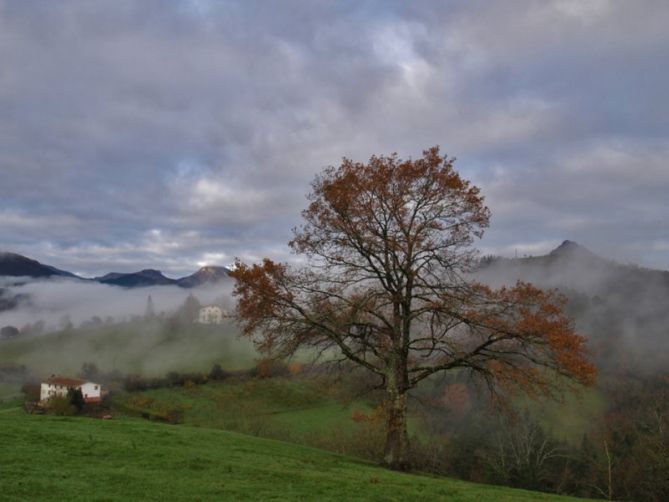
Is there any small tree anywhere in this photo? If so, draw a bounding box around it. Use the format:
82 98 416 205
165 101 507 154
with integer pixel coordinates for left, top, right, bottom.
490 410 564 490
48 395 76 416
79 362 100 381
0 325 19 339
208 363 227 381
58 315 74 331
180 293 202 324
67 387 85 411
145 295 156 319
20 381 41 402
232 147 596 470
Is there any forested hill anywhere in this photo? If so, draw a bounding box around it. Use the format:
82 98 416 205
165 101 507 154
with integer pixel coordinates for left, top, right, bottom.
477 241 669 374
0 252 78 279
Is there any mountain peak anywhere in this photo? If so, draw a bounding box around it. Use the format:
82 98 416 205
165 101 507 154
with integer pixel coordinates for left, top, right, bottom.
551 240 583 254
0 251 78 279
199 266 218 273
138 269 166 277
549 240 598 260
176 265 231 288
98 269 175 287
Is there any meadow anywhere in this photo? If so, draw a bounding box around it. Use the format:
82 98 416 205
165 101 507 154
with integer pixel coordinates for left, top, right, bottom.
0 409 592 501
112 376 390 460
0 320 257 376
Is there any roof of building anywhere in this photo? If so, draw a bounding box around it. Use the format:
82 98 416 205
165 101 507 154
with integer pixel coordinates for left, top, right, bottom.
44 376 86 386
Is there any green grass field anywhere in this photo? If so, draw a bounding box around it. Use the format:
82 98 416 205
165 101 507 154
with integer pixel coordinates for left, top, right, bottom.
113 377 377 443
0 382 21 400
0 410 592 501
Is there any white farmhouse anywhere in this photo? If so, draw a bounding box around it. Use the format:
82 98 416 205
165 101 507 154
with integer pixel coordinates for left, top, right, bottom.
40 376 103 404
196 305 226 324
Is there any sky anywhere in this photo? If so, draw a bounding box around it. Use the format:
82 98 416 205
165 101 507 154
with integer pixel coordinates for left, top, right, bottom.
1 0 668 278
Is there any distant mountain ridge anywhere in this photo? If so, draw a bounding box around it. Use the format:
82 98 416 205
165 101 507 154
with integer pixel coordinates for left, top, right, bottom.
0 252 79 279
478 240 669 295
477 240 669 374
0 251 231 288
96 269 177 288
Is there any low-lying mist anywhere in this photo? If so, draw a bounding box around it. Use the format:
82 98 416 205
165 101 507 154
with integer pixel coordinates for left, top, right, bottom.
0 277 233 330
476 244 669 375
0 277 259 383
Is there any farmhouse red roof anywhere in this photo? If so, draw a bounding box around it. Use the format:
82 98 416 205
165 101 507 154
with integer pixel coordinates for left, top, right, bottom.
45 376 85 386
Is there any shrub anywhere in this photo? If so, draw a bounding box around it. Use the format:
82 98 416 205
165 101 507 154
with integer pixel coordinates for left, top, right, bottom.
20 381 41 402
67 388 85 411
208 363 227 381
287 362 303 375
79 362 100 381
351 410 368 423
255 358 289 378
165 408 184 424
304 421 385 460
48 395 77 416
0 325 19 339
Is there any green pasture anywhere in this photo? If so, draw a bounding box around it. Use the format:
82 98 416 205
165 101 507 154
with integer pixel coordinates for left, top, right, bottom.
0 321 258 376
0 411 592 501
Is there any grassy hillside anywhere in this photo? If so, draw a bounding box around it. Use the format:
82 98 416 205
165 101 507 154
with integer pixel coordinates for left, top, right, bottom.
0 410 591 501
0 320 257 376
0 382 21 400
114 377 380 446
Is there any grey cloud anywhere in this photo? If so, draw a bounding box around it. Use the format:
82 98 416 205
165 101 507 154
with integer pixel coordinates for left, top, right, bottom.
0 0 668 275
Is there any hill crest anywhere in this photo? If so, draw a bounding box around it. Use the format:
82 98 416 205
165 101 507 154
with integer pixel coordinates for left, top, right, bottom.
0 252 230 288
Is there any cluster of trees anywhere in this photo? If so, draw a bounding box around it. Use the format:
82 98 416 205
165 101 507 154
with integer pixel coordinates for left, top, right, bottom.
122 363 232 392
121 359 293 393
0 325 19 339
0 321 46 339
408 373 668 501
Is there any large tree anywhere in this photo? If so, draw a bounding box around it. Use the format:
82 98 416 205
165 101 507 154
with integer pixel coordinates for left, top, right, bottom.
232 147 596 470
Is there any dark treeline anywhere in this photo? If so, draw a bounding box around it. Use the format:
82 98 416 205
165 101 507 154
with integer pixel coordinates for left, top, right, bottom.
409 372 669 502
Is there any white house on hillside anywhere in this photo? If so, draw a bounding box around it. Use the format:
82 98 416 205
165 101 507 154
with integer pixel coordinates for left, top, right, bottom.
196 305 226 324
40 376 103 404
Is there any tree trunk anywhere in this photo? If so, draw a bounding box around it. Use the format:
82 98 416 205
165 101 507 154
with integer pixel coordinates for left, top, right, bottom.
383 385 410 471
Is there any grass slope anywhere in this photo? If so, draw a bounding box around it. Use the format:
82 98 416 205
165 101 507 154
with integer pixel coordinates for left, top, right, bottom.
0 321 257 376
0 382 21 400
0 411 589 501
114 378 375 440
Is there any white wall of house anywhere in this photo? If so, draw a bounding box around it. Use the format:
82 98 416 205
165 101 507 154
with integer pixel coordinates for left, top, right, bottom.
197 305 225 324
39 379 102 403
40 382 69 402
80 382 101 401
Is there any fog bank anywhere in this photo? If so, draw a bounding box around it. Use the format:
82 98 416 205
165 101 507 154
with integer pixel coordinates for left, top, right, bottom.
0 277 233 330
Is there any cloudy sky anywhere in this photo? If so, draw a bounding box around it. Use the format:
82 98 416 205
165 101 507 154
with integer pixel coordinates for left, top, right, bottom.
1 0 668 277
